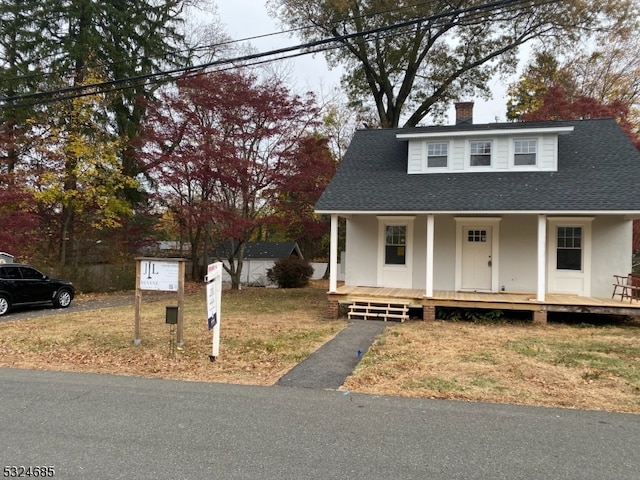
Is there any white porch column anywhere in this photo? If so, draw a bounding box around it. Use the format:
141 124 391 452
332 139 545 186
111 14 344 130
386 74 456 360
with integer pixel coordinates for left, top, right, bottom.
329 214 338 293
425 214 434 297
537 214 546 302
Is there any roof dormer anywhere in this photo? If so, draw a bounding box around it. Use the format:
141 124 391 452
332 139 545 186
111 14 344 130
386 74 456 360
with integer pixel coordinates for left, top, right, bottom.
397 123 574 174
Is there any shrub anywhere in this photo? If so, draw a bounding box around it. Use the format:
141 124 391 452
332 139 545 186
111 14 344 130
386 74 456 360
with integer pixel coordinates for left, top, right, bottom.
266 256 314 288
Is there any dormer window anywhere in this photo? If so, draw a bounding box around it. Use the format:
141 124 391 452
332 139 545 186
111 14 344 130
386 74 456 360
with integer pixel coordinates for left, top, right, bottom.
470 140 492 167
514 139 537 166
427 142 448 168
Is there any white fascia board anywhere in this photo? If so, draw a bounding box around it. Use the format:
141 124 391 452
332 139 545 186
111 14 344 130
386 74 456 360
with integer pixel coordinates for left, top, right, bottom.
396 126 574 140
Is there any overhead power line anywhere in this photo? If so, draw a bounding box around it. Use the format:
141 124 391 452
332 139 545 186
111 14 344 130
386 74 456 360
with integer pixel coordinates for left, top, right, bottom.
0 0 558 108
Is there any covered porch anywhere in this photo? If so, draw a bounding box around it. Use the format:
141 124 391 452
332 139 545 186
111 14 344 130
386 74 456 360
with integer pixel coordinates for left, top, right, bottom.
327 285 640 323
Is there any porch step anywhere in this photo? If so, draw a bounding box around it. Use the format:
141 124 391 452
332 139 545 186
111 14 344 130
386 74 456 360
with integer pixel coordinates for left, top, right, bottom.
348 299 410 322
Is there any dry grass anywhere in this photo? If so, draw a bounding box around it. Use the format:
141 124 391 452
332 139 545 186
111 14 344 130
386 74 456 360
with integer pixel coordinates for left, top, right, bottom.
342 319 640 413
1 282 640 413
0 285 345 386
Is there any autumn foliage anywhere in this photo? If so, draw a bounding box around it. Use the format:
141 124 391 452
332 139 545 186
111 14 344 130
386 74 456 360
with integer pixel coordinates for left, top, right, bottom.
521 85 640 150
139 70 335 285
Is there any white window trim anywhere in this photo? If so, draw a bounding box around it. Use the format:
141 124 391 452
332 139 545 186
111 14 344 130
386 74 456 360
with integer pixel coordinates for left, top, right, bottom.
510 137 540 169
546 217 593 296
467 140 493 170
377 216 415 288
425 141 450 170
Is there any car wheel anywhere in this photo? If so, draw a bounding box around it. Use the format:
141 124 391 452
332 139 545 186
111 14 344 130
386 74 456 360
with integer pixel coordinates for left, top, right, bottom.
53 288 73 308
0 294 10 316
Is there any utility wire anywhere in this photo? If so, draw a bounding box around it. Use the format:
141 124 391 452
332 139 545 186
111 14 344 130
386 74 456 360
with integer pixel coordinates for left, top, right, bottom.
1 0 558 107
0 0 471 87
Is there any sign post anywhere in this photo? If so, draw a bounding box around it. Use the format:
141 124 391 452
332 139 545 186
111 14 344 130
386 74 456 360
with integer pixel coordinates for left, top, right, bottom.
134 257 186 346
205 262 223 361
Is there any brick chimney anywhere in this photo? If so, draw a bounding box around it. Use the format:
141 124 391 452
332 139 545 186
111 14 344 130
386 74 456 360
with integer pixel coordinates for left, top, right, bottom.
454 101 474 125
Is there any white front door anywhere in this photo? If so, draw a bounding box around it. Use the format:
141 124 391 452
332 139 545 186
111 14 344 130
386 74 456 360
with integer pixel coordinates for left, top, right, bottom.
461 226 493 291
377 217 414 288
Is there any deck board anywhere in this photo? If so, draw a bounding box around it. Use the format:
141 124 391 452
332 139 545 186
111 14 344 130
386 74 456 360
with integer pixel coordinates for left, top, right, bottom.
328 285 640 316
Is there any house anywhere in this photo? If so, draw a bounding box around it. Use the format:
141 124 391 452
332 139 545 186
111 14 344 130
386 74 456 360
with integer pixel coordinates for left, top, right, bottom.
206 241 304 286
315 103 640 322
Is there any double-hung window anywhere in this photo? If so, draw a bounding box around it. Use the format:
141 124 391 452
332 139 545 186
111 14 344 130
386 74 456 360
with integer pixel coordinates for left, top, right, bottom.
556 226 582 271
385 225 406 265
470 141 492 167
514 139 537 166
427 142 448 168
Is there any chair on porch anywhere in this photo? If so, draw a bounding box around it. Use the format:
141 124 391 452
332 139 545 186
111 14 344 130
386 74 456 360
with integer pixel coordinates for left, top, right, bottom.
612 274 640 302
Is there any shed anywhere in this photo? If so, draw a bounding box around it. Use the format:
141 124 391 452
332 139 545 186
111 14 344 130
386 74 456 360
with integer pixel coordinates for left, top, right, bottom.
207 241 303 286
0 252 14 264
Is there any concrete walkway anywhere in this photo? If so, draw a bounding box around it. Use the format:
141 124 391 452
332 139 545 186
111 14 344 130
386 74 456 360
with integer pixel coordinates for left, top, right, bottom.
276 319 388 389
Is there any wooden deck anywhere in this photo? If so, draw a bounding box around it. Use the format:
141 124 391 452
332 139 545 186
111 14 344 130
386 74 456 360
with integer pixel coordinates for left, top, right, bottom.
328 285 640 316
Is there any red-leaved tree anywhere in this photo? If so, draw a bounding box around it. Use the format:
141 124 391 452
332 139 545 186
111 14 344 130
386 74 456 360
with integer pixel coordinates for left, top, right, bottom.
276 135 337 260
0 174 40 259
138 70 332 287
521 85 640 252
521 85 640 150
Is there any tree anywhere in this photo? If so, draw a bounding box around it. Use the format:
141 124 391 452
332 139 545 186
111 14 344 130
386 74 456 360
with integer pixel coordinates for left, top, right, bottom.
0 176 39 258
506 51 564 121
508 34 640 129
0 0 46 175
31 68 138 265
276 135 336 260
267 0 637 128
36 1 190 200
139 70 326 288
520 85 639 148
0 1 197 266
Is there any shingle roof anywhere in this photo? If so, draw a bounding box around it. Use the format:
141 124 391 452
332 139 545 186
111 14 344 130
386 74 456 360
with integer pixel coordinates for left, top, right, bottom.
211 241 302 260
315 118 640 213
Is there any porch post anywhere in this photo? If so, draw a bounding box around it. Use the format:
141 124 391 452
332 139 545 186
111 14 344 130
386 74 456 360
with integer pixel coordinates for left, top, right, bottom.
537 214 546 302
329 214 338 293
425 214 434 297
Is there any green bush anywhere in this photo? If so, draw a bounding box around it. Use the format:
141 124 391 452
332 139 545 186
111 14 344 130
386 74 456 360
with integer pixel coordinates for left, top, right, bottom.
266 257 314 288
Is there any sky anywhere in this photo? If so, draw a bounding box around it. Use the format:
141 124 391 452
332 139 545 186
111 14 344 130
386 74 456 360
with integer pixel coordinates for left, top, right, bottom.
213 1 515 125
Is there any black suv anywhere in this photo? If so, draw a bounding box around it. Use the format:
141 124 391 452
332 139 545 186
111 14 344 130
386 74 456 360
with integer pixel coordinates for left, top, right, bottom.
0 264 74 316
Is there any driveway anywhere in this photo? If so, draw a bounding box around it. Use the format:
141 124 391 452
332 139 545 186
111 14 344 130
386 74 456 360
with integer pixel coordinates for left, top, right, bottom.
1 368 639 480
0 291 175 322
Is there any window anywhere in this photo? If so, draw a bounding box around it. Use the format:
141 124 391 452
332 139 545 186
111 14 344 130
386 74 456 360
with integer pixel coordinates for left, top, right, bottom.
514 139 537 166
470 141 491 166
427 142 448 168
0 267 21 279
556 226 582 270
19 267 44 280
385 225 406 265
467 229 487 243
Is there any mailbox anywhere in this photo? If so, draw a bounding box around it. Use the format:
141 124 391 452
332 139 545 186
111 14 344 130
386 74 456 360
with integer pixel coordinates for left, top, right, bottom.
165 305 179 324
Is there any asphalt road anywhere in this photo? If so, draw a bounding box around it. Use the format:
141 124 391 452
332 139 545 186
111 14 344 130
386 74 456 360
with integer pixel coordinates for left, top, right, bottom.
1 368 639 480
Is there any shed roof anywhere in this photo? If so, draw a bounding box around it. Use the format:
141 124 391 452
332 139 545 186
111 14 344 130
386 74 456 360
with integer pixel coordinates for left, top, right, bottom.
211 241 302 260
315 118 640 214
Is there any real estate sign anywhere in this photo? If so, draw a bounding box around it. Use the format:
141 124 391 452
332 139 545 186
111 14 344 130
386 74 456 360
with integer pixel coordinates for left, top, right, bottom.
134 257 186 346
206 262 223 359
139 259 180 292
